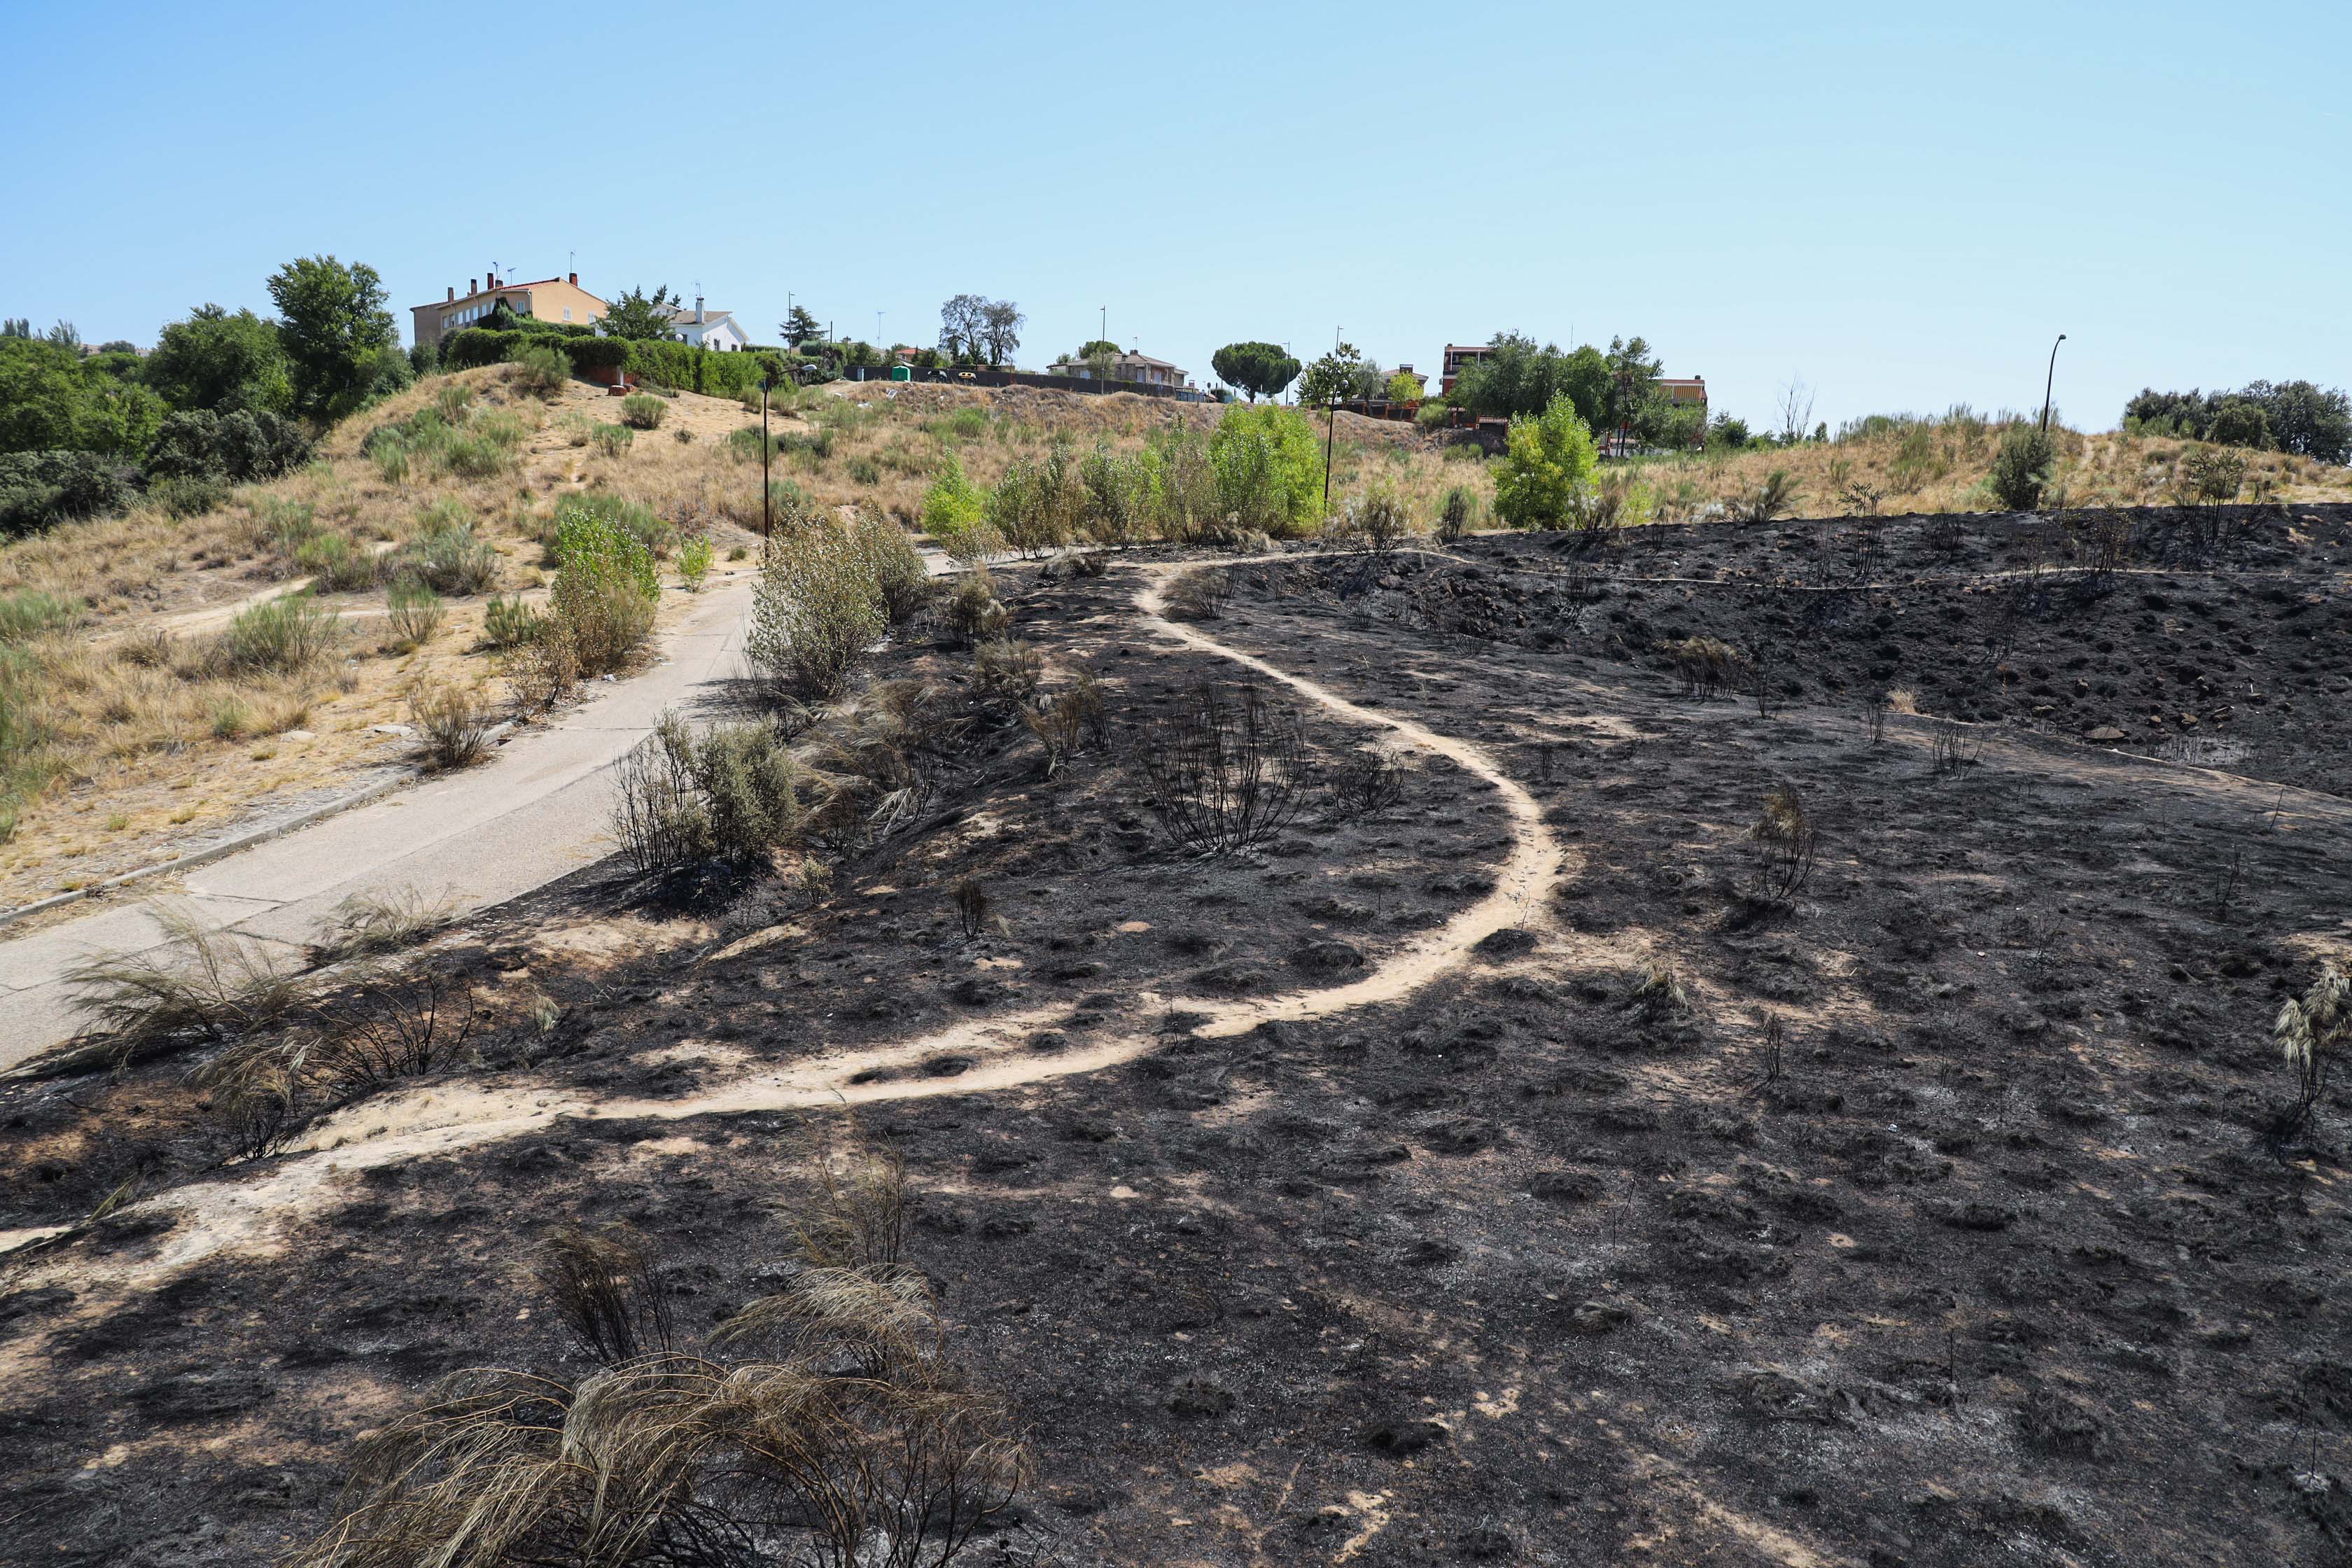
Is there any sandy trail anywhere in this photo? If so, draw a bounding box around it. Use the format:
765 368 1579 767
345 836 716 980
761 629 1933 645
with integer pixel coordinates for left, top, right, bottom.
2 557 1569 1326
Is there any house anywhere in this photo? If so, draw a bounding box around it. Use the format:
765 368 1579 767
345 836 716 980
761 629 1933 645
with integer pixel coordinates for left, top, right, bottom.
1438 343 1492 396
412 271 605 349
667 296 747 352
1044 348 1191 390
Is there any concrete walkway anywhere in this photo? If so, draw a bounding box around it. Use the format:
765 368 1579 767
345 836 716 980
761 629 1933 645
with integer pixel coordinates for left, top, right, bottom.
0 575 760 1071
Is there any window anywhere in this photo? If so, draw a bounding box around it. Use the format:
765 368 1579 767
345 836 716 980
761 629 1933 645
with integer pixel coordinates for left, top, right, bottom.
562 307 571 321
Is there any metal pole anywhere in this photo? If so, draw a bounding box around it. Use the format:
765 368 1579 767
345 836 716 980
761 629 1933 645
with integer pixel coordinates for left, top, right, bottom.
1324 396 1336 516
2040 333 2068 433
761 377 771 545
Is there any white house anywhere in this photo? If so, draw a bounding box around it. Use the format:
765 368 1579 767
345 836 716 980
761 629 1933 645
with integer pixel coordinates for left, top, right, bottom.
668 295 747 352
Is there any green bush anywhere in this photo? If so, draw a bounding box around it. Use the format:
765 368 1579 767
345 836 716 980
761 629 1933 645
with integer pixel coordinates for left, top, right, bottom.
295 532 374 592
677 534 713 592
0 590 83 642
620 393 666 430
395 514 500 594
386 578 445 647
481 594 542 649
591 423 634 458
855 509 930 623
550 498 659 673
1492 394 1598 529
144 409 310 484
728 426 781 463
559 337 631 374
748 514 887 699
0 450 137 536
1209 403 1322 536
148 473 231 519
1988 425 2055 511
987 447 1082 554
611 712 802 874
920 451 987 542
225 593 338 673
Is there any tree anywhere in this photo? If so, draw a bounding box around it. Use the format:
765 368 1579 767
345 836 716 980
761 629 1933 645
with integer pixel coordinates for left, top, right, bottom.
1774 374 1816 447
1209 404 1323 536
979 300 1023 367
938 294 987 363
0 337 167 456
2206 398 2272 450
1708 413 1753 450
266 254 396 420
1299 343 1369 408
1492 394 1599 530
1075 339 1120 358
146 304 293 416
1211 342 1299 402
600 284 683 343
1385 369 1424 402
2241 379 2351 463
781 305 820 346
1452 331 1611 426
1988 424 2054 511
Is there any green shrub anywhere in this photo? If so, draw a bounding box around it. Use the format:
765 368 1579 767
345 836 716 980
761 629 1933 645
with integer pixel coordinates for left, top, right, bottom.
386 577 444 647
410 682 492 769
1492 394 1598 529
592 422 634 458
560 489 673 559
748 515 887 698
854 509 930 622
677 534 713 592
728 426 781 463
0 590 83 642
1988 426 2054 512
1438 484 1476 542
620 393 667 430
920 451 987 541
395 516 500 595
481 594 543 649
550 498 659 672
149 473 230 519
294 532 374 592
225 593 338 672
0 450 138 536
248 496 318 556
1209 403 1322 536
433 382 475 421
611 711 802 874
508 344 568 398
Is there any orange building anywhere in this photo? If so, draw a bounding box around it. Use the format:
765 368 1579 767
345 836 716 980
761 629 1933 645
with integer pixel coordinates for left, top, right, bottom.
411 270 607 349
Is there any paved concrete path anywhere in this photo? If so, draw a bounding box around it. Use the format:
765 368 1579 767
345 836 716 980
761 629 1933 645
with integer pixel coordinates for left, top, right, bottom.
0 575 760 1071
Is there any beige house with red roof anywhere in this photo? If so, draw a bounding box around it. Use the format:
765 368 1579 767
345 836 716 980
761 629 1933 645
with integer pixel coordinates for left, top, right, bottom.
411 270 607 349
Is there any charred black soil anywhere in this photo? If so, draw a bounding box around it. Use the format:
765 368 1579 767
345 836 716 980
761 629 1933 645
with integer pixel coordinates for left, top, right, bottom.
5 509 2352 1567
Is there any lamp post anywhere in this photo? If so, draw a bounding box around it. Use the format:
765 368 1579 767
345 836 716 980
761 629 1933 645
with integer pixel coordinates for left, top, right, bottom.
760 372 775 547
2040 333 2068 434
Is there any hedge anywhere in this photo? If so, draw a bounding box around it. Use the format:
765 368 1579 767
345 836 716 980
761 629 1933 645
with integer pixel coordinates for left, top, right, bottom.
435 328 785 397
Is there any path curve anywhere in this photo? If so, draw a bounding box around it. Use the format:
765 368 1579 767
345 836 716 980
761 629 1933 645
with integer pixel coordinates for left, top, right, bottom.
0 557 1571 1325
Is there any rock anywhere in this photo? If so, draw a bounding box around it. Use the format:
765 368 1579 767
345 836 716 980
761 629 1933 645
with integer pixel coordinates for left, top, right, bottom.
1362 1415 1450 1456
1475 927 1540 958
2084 726 2126 743
1570 1298 1634 1334
1292 939 1365 974
368 723 415 736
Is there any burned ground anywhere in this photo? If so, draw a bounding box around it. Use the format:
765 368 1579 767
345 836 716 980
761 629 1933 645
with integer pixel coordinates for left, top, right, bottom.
4 510 2351 1567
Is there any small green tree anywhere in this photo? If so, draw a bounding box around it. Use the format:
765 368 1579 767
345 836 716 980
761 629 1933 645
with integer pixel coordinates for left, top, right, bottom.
1492 394 1600 529
1210 342 1301 403
1987 425 2055 511
781 305 821 346
601 285 683 342
145 304 293 415
1298 344 1369 409
266 254 397 420
1209 403 1322 536
748 515 887 699
1385 370 1424 402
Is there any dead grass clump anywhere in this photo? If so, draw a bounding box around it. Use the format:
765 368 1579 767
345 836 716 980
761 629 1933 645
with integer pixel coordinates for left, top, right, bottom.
1021 668 1106 778
1930 720 1980 776
294 1159 1021 1568
941 570 1008 646
295 970 479 1093
1627 962 1691 1021
2274 965 2348 1149
409 682 493 769
1166 568 1233 621
1138 680 1307 855
1665 636 1744 700
312 888 457 962
971 638 1042 710
54 904 314 1072
953 876 992 939
797 680 965 853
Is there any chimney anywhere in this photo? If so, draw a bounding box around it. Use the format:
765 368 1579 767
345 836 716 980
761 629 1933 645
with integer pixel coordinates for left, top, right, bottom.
694 294 705 326
446 286 454 302
469 277 477 295
568 272 577 286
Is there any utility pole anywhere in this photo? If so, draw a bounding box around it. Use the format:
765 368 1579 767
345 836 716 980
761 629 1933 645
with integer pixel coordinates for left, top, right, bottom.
2040 333 2068 434
760 372 774 547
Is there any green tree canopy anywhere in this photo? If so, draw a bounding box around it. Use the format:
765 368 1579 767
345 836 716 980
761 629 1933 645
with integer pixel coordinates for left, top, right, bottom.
266 255 396 420
1299 343 1371 407
0 337 167 456
1076 339 1120 358
1210 403 1323 535
1492 394 1599 529
601 284 684 342
1452 332 1611 426
1210 342 1301 402
145 304 293 416
782 305 821 346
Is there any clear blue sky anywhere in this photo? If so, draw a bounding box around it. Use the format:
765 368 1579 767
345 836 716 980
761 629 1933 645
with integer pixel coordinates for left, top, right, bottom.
6 0 2344 433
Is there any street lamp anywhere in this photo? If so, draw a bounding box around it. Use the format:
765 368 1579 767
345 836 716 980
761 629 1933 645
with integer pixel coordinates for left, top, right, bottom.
2040 333 2068 434
760 372 776 547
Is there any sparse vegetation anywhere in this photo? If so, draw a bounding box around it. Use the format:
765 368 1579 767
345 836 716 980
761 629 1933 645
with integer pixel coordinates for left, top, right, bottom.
1137 680 1306 855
